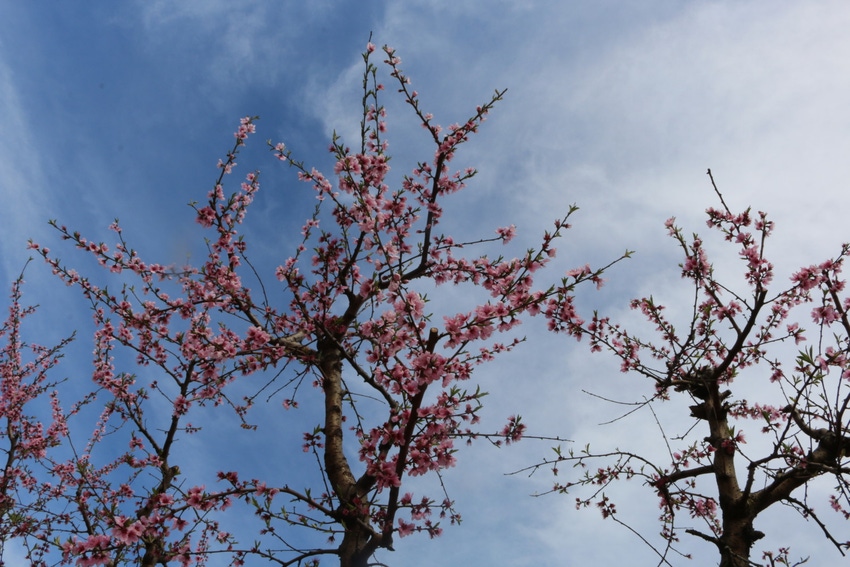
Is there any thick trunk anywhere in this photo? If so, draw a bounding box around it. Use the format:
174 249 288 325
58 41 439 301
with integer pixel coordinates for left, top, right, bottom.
338 524 374 567
318 337 380 567
319 338 356 502
691 370 761 567
718 515 763 567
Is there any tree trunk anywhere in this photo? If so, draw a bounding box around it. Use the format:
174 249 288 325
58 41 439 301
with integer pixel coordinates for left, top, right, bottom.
318 336 381 567
718 515 763 567
338 524 374 567
696 371 764 567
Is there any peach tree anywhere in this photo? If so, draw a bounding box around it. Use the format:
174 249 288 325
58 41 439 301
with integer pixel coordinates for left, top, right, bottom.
9 42 615 567
540 173 850 567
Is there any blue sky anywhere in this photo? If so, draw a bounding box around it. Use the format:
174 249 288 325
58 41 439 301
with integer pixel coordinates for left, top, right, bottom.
2 1 850 566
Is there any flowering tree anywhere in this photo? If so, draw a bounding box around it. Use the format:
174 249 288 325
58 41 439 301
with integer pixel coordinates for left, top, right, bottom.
0 268 75 564
540 172 850 566
9 43 614 567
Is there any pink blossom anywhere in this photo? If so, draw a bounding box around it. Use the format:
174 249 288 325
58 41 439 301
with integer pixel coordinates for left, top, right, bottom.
186 485 206 509
496 225 516 243
397 519 415 537
111 516 144 544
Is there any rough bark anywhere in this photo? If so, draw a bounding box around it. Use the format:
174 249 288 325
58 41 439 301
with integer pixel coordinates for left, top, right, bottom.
717 517 762 567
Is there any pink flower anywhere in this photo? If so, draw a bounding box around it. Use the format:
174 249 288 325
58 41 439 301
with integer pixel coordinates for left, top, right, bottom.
111 516 144 544
156 493 175 507
196 206 216 227
496 225 516 243
397 519 415 537
812 305 840 325
173 395 191 416
186 485 205 509
245 326 270 348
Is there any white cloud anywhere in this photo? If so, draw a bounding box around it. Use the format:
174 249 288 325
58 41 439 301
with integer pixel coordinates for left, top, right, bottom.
0 49 55 281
